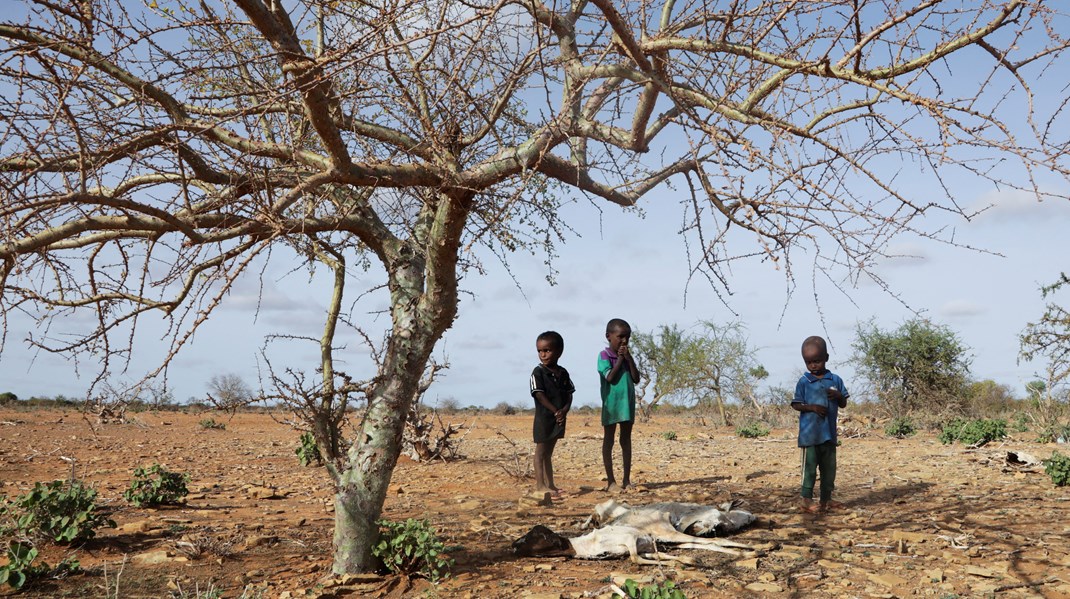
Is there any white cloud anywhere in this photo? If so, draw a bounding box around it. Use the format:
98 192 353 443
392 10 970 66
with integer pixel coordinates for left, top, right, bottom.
969 188 1070 225
939 299 986 319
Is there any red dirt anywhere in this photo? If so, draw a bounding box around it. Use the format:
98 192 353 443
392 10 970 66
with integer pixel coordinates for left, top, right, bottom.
1 407 1068 598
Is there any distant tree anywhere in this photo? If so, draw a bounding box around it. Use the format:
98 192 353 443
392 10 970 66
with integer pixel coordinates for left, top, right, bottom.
965 379 1017 415
0 391 16 405
207 374 255 412
852 319 972 418
691 321 765 427
634 322 763 426
631 325 697 418
1021 274 1070 389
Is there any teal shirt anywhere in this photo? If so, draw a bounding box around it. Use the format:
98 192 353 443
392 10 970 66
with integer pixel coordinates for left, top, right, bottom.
598 349 635 425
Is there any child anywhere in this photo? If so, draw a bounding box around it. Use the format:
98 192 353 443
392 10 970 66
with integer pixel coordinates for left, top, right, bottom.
530 331 575 497
598 318 641 492
791 335 850 513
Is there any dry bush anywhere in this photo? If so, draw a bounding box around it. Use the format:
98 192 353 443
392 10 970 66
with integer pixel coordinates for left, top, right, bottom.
494 431 533 481
403 403 469 463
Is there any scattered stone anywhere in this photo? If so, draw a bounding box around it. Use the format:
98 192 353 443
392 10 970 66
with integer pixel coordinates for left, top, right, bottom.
133 550 175 565
966 565 1000 578
744 582 783 593
867 573 909 588
735 557 759 570
119 520 155 534
519 491 553 508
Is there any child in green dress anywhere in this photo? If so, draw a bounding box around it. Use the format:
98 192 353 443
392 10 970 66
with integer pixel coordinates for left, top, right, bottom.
598 318 641 492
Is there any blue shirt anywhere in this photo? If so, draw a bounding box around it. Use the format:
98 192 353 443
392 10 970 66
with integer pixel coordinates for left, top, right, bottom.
792 370 850 447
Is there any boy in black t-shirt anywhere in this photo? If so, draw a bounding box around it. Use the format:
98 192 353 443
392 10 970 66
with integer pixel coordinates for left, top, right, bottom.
530 330 575 497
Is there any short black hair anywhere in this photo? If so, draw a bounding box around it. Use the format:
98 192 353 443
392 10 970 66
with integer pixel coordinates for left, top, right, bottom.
606 318 631 334
537 330 564 351
801 335 828 355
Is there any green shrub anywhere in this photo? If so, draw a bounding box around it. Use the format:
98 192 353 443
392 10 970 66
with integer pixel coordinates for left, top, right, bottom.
123 464 190 507
938 419 1006 445
1044 451 1070 487
1011 413 1030 433
295 432 322 467
621 578 686 599
660 431 677 441
0 541 79 590
884 417 917 438
0 480 115 543
1036 423 1070 444
735 422 770 439
198 418 226 430
372 518 453 582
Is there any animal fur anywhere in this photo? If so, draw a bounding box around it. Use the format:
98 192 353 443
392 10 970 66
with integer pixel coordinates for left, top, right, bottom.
513 499 755 564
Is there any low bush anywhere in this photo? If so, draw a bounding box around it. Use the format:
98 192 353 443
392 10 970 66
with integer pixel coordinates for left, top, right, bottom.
0 541 79 590
372 518 453 582
621 578 686 599
295 432 323 467
0 480 115 543
198 418 226 430
660 431 677 441
735 422 770 439
884 417 917 439
123 464 190 507
1044 451 1070 487
938 418 1006 446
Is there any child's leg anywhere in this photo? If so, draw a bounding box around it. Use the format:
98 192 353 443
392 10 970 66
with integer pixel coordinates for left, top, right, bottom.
544 438 558 491
800 446 820 512
817 441 837 504
619 420 633 488
800 446 818 499
602 424 617 489
534 442 549 492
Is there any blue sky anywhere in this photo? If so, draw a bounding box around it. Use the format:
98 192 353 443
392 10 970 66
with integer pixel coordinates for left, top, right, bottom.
1 181 1066 407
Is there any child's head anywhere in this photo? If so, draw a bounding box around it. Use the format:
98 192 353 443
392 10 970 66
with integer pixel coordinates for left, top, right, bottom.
605 318 632 352
801 336 829 375
536 331 564 366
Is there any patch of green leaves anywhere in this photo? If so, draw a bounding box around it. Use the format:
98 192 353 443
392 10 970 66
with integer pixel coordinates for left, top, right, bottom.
123 464 190 507
660 431 677 441
372 518 453 582
0 541 79 590
938 419 1006 446
198 418 225 430
1044 451 1070 487
884 417 917 438
0 480 115 543
295 432 322 467
735 422 770 439
621 578 687 599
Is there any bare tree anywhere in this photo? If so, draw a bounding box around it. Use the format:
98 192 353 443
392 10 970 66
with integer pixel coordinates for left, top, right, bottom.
1 0 1067 574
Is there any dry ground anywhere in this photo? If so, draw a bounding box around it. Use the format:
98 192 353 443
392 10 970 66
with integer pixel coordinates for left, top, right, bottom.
0 406 1068 598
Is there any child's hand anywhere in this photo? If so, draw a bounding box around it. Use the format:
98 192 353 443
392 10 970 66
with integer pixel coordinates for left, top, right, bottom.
618 343 629 358
826 388 843 402
810 403 828 417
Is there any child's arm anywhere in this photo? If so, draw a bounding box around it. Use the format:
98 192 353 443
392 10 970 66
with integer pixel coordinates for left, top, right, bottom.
623 347 641 384
534 390 565 421
604 352 628 384
791 378 827 416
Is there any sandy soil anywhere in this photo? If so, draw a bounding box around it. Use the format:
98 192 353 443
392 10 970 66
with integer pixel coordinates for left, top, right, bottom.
0 407 1068 598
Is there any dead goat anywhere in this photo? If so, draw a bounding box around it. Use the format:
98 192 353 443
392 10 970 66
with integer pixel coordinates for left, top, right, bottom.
512 499 754 564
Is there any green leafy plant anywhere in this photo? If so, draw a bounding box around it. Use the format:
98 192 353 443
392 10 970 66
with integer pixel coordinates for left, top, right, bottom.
621 578 687 599
198 418 225 430
1044 451 1070 487
938 418 1006 445
123 464 190 507
884 417 917 438
735 422 770 439
0 480 115 543
1011 413 1031 433
1035 423 1070 444
372 518 453 582
295 432 323 467
0 541 79 590
660 431 677 441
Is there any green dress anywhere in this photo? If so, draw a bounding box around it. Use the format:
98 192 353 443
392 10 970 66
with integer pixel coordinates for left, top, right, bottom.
598 349 635 426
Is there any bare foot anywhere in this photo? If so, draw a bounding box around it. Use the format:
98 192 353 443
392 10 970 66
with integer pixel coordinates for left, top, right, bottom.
821 500 846 512
800 499 820 514
604 482 622 493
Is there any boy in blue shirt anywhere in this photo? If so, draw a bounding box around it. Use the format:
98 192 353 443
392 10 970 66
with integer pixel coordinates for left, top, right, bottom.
791 336 849 513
